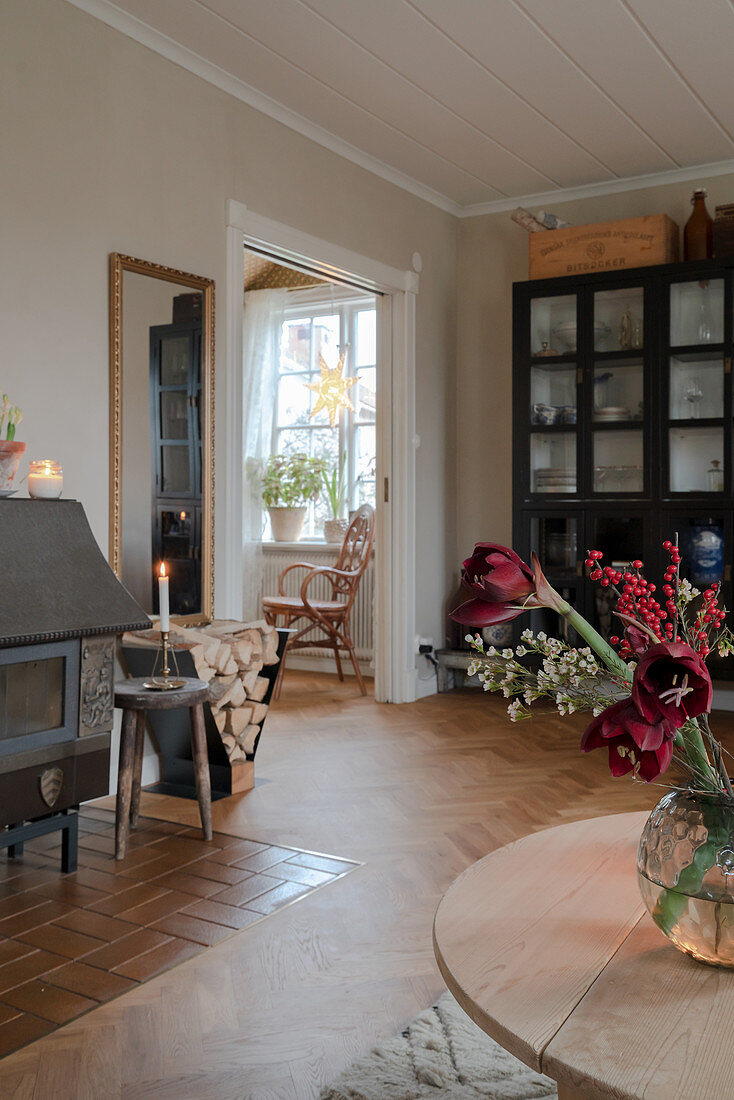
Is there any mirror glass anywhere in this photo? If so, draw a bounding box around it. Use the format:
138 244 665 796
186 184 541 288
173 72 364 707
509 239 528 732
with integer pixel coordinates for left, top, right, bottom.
110 255 214 622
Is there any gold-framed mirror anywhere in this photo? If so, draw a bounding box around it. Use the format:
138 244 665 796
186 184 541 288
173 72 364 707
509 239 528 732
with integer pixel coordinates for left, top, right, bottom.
109 253 215 623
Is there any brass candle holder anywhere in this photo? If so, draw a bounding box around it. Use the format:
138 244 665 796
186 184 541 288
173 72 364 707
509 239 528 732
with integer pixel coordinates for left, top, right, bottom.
143 630 186 691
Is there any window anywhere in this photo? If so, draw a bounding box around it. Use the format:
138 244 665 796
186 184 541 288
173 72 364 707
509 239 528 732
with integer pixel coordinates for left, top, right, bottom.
271 293 377 539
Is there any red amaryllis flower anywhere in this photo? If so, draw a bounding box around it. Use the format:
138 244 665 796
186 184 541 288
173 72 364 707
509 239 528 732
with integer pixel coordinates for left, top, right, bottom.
632 641 712 728
450 543 538 627
581 699 675 782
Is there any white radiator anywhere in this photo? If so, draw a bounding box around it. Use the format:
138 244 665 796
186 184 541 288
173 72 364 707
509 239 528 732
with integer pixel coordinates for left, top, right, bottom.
261 544 374 663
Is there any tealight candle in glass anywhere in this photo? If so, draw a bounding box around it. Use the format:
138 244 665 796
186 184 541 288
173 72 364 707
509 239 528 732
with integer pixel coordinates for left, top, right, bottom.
28 460 63 499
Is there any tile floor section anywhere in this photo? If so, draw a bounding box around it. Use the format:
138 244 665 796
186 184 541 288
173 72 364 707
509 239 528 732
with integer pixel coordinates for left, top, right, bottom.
0 807 358 1059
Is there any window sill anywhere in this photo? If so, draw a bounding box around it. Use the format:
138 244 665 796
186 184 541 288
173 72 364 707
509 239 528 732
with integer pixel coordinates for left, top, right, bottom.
261 539 340 552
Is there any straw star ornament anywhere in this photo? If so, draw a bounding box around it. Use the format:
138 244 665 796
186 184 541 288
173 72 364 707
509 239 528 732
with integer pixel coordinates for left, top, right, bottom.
306 350 357 427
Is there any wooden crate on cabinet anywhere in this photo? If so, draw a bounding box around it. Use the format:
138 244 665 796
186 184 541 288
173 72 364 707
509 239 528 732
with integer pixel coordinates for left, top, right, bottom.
529 215 679 280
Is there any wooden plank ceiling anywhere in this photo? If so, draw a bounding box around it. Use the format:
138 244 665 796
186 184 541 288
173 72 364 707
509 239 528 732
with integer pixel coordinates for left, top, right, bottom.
77 0 734 212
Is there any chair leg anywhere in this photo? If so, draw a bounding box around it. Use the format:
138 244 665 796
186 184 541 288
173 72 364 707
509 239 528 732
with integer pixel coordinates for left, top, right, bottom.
272 635 290 702
189 704 213 842
344 635 367 696
115 708 138 859
129 710 146 829
332 639 345 681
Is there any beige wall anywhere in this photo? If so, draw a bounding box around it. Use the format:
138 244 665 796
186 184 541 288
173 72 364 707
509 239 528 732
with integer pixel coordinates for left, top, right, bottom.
456 174 734 568
1 0 457 656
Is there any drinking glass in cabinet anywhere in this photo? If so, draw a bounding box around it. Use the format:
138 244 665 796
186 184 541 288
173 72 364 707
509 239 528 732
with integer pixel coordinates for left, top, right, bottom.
593 359 643 422
669 356 723 419
530 516 578 573
669 426 724 492
670 280 724 345
530 432 576 493
530 295 576 356
594 287 643 352
593 430 643 492
530 365 576 424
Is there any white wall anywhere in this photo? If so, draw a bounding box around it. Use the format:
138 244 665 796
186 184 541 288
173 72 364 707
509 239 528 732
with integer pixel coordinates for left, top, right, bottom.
1 0 457 785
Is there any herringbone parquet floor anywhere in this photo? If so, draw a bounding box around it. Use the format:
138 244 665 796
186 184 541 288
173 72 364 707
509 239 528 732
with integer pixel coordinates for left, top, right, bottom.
1 672 731 1099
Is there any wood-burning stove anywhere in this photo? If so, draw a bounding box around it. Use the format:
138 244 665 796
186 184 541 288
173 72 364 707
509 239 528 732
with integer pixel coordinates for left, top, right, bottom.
0 500 148 870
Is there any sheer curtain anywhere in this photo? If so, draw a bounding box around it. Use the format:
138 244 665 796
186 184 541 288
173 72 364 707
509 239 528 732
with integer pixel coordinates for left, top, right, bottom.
242 288 287 620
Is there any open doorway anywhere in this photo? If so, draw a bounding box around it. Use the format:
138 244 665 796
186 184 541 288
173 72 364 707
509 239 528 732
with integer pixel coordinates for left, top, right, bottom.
222 201 419 704
242 248 378 694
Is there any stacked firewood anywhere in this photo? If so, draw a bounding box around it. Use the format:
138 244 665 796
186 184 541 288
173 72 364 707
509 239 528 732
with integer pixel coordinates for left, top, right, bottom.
123 620 279 762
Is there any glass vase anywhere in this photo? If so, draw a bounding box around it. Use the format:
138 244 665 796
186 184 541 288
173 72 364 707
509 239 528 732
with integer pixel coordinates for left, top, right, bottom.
638 787 734 967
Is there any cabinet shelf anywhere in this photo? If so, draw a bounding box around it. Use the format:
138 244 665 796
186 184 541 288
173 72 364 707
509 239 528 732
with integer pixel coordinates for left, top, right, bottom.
591 420 643 431
529 423 577 433
669 344 724 362
529 354 576 367
668 417 724 429
593 349 644 362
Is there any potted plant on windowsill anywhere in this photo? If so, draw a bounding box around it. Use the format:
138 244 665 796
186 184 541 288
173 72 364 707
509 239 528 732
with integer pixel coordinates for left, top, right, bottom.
262 453 325 542
0 396 24 493
322 451 349 544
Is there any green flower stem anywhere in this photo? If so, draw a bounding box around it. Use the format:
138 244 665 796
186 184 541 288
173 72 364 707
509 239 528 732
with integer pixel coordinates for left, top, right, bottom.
678 719 720 793
552 599 632 682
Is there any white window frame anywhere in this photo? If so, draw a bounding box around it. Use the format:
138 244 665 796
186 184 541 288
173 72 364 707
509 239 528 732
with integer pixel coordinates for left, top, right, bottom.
271 291 377 540
222 200 419 703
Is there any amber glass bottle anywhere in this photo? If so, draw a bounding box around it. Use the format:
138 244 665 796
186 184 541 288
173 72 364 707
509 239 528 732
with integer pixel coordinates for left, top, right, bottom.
684 188 713 260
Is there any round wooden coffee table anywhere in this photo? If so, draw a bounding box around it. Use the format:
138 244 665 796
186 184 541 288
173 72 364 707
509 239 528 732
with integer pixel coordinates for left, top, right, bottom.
434 811 734 1100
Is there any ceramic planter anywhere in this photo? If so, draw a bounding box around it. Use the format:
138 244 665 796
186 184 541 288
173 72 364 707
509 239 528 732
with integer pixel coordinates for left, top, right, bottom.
0 441 26 491
269 506 306 542
323 518 349 545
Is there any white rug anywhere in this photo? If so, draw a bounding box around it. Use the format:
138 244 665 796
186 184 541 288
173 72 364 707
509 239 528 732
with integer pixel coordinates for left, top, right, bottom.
320 992 557 1100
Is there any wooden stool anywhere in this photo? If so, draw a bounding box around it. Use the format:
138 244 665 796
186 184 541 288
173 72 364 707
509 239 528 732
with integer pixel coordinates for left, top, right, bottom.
114 678 212 860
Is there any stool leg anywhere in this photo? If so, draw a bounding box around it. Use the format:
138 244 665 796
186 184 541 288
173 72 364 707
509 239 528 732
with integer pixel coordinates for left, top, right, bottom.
129 711 146 829
189 704 212 842
116 708 137 859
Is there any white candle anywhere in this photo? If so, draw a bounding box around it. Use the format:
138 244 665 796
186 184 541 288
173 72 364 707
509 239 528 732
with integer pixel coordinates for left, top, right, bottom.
158 562 170 632
28 460 63 499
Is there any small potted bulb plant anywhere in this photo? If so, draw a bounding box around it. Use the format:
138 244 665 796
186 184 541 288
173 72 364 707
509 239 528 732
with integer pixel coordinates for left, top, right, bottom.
322 452 349 544
262 453 325 542
0 395 24 493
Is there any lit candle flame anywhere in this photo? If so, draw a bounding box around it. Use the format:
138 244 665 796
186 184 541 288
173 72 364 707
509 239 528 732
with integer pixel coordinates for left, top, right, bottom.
159 561 167 578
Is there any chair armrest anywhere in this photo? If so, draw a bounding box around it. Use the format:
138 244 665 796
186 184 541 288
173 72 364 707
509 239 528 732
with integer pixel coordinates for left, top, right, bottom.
299 565 357 606
277 561 317 596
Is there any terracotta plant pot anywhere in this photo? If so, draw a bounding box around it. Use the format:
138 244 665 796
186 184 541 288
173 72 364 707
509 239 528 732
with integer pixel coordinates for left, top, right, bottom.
0 441 26 491
324 518 349 545
268 506 306 542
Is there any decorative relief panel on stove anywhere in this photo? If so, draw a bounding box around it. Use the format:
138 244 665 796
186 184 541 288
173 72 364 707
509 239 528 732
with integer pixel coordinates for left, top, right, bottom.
79 634 115 736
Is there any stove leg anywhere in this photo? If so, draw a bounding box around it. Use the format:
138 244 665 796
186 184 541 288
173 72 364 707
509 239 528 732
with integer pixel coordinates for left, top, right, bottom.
61 811 78 873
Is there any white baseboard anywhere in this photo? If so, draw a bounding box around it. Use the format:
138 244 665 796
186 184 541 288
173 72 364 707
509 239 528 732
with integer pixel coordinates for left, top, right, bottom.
416 675 438 699
284 654 374 678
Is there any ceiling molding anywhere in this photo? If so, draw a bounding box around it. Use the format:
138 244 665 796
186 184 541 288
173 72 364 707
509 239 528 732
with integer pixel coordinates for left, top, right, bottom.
63 0 462 217
459 159 734 218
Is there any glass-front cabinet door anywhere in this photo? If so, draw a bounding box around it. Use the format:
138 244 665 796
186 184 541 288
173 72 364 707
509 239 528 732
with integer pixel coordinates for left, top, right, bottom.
527 293 579 496
591 285 646 497
585 511 651 641
666 277 729 497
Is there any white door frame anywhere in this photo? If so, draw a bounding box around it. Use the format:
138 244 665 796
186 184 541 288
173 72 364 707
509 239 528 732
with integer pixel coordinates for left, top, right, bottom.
220 199 419 703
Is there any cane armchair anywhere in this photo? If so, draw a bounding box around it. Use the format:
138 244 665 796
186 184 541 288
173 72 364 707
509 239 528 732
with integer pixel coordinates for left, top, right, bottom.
262 505 375 697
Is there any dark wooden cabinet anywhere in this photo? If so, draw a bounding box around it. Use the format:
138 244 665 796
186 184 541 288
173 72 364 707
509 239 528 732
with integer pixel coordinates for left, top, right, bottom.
513 256 734 677
150 321 202 615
